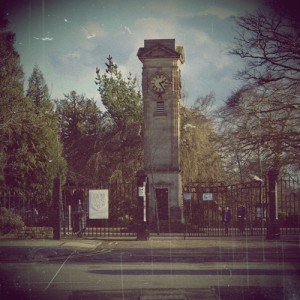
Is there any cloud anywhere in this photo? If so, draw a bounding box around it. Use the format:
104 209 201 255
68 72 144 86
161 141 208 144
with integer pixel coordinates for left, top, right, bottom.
202 6 237 19
50 52 80 74
41 37 54 41
33 36 54 41
64 52 81 61
124 26 132 35
81 27 96 39
135 17 177 39
81 22 107 39
130 15 239 103
192 30 214 46
10 0 263 107
77 22 108 52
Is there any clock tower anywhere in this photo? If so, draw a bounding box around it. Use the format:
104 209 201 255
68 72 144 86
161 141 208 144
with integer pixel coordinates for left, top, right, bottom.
137 39 185 228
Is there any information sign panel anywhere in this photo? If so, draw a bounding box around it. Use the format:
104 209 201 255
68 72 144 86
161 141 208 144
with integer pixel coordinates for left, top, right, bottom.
202 193 213 201
89 189 109 219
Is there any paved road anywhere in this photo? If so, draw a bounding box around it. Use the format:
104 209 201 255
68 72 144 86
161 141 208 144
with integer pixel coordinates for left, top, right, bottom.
0 236 299 299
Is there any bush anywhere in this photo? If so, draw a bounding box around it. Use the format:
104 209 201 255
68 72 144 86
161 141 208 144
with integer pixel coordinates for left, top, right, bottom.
0 208 25 234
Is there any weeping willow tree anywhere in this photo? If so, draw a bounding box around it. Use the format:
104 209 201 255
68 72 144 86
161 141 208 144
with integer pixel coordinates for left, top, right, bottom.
180 94 224 185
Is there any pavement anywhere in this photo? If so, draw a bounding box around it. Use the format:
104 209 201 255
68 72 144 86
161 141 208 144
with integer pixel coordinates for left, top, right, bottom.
0 234 299 300
0 233 299 251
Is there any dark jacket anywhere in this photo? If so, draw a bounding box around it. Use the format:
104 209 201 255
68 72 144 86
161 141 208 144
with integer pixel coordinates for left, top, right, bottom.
222 209 232 222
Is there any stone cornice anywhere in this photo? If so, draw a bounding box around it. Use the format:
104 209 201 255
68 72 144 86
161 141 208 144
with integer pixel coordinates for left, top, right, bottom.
137 41 184 64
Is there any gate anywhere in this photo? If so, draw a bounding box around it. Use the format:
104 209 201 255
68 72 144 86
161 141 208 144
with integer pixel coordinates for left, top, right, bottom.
183 177 300 237
1 177 298 238
62 181 138 238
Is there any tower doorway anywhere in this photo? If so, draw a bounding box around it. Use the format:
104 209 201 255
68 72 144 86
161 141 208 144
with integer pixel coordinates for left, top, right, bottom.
156 188 169 221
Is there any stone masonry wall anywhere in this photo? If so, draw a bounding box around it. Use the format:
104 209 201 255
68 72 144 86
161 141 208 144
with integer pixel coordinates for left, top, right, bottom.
1 227 53 239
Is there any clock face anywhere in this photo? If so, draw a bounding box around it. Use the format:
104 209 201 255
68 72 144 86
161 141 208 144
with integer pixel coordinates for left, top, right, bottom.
150 74 169 93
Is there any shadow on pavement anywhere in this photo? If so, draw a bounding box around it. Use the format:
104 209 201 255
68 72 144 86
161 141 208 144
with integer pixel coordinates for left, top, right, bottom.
213 286 287 300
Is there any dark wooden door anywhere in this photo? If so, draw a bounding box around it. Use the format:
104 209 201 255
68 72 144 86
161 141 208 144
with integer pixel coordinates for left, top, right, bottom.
156 188 169 221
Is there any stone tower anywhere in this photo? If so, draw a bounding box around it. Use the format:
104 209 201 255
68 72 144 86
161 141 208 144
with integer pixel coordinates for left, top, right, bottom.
137 39 185 227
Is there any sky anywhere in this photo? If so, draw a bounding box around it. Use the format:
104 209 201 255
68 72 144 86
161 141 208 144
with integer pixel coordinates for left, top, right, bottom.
4 0 266 108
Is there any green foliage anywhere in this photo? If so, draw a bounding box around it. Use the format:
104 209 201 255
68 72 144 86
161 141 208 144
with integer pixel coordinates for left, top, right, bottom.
0 12 25 182
26 64 50 108
0 14 24 106
95 55 143 182
26 65 67 189
57 55 143 186
0 12 66 203
56 91 103 185
181 97 224 185
4 106 65 196
2 65 67 202
0 207 24 234
96 55 142 128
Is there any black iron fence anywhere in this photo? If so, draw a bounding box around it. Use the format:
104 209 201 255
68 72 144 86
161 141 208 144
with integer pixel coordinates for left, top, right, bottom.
0 181 138 237
61 182 137 238
1 177 299 237
0 189 52 227
183 177 300 237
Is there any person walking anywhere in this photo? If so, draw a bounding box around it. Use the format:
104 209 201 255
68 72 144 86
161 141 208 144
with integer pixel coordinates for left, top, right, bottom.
237 205 246 234
77 200 86 237
222 207 232 235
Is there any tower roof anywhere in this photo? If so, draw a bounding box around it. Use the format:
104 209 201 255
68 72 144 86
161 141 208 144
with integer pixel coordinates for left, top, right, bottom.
137 39 185 63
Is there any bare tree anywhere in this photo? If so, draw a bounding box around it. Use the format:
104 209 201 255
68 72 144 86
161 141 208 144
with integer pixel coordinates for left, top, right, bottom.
216 85 300 179
230 8 300 91
225 2 300 178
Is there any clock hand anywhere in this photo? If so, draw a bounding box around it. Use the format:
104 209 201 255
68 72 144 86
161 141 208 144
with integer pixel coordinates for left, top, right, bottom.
159 78 167 87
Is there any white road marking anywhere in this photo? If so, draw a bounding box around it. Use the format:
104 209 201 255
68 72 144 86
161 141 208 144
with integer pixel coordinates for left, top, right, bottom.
42 250 76 293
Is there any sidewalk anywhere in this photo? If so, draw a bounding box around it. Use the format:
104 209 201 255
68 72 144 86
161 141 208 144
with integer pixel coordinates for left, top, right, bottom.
0 233 299 251
0 238 102 250
0 234 299 300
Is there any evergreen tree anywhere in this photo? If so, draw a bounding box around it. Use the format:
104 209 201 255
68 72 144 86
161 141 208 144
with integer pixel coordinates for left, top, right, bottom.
0 11 66 205
26 65 50 108
3 65 66 204
95 56 143 182
0 9 25 183
26 66 66 192
56 91 102 185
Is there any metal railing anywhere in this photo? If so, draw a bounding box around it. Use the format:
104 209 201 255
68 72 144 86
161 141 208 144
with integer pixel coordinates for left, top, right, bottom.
1 177 299 237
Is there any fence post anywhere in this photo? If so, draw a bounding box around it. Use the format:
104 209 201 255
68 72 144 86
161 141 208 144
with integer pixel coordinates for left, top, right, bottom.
53 176 61 240
136 170 149 240
266 168 280 240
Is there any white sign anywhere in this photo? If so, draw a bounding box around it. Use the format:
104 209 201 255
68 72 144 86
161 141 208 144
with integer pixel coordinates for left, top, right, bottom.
184 192 192 201
138 186 145 197
203 193 213 201
89 189 109 219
